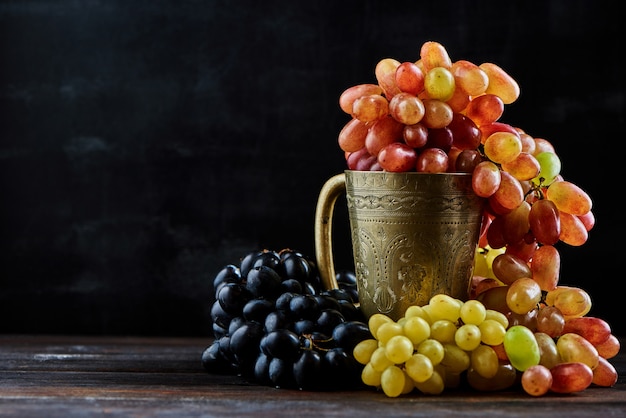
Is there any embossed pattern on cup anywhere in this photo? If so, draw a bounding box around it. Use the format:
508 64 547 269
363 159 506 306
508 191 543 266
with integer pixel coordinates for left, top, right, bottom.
344 171 483 320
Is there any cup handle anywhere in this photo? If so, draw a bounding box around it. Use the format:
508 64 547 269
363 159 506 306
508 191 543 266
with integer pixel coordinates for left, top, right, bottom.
314 173 346 292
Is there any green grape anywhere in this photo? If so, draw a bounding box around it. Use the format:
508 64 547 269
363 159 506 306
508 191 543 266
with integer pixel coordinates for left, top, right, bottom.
376 321 405 345
417 338 445 365
368 313 393 339
459 299 487 325
470 344 499 378
430 320 457 343
370 346 394 372
404 305 432 323
405 353 434 383
428 294 461 322
353 338 379 365
424 67 455 101
401 369 416 394
414 370 445 395
478 319 506 346
455 324 482 351
361 362 382 387
380 365 406 397
485 309 509 328
503 325 540 371
531 151 561 186
403 316 431 346
441 343 470 373
385 335 415 364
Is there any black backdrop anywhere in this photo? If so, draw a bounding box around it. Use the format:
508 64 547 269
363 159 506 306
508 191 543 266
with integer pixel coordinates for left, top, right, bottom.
1 0 623 336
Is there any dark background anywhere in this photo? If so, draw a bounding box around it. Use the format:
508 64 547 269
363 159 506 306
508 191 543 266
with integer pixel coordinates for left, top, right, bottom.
1 0 623 337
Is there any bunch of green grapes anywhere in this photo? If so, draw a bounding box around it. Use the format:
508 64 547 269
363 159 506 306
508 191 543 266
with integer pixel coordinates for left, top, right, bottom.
353 295 618 397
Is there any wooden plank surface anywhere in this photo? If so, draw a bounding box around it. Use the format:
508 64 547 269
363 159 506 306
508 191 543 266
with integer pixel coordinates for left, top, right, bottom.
1 335 625 417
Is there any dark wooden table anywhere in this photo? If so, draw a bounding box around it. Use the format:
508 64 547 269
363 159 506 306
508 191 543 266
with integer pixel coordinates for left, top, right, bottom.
1 334 625 417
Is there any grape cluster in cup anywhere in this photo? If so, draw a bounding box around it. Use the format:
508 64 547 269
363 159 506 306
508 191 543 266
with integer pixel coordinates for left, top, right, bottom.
337 41 617 396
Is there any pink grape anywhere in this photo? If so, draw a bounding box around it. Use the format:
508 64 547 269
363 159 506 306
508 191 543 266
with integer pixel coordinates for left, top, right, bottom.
549 362 593 393
378 142 418 172
395 61 425 95
339 83 383 114
416 147 448 173
545 180 593 216
472 161 501 198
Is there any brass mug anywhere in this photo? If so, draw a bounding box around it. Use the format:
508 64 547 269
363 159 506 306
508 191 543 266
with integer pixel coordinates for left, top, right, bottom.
315 170 484 321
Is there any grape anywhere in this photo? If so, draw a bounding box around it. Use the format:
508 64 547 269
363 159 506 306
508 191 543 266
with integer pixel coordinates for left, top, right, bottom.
451 59 488 96
420 98 453 129
549 362 593 393
479 62 520 104
478 319 506 346
376 321 405 345
556 333 599 370
466 362 517 391
471 344 499 378
528 199 560 246
425 127 453 152
503 325 540 371
501 152 540 181
550 286 592 319
389 92 425 125
403 316 431 345
428 293 461 322
365 115 403 156
414 370 446 395
491 252 532 285
545 180 593 216
441 343 470 373
338 117 369 152
402 122 429 148
594 334 620 359
420 41 452 71
293 349 323 390
531 151 561 186
465 94 504 126
395 61 425 95
361 362 382 387
339 83 384 114
218 282 252 315
381 365 406 397
534 331 561 369
506 277 542 315
417 339 445 365
332 321 374 352
378 142 418 172
370 347 394 372
460 299 487 325
592 357 618 387
242 298 274 323
404 353 434 383
416 147 449 173
561 316 611 345
484 131 522 164
529 244 560 291
246 266 283 299
535 305 565 337
455 324 482 351
375 58 401 98
385 335 415 364
472 161 501 197
521 364 552 396
353 94 389 122
353 339 378 365
424 67 455 101
559 211 588 246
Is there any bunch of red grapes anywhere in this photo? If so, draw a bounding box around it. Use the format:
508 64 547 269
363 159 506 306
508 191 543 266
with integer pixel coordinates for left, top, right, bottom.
337 41 618 395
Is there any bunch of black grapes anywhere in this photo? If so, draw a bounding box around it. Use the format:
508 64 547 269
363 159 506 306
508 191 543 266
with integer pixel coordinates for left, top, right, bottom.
202 248 372 390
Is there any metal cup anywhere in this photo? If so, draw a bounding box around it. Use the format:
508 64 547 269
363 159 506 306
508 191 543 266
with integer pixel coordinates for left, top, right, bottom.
315 170 484 321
